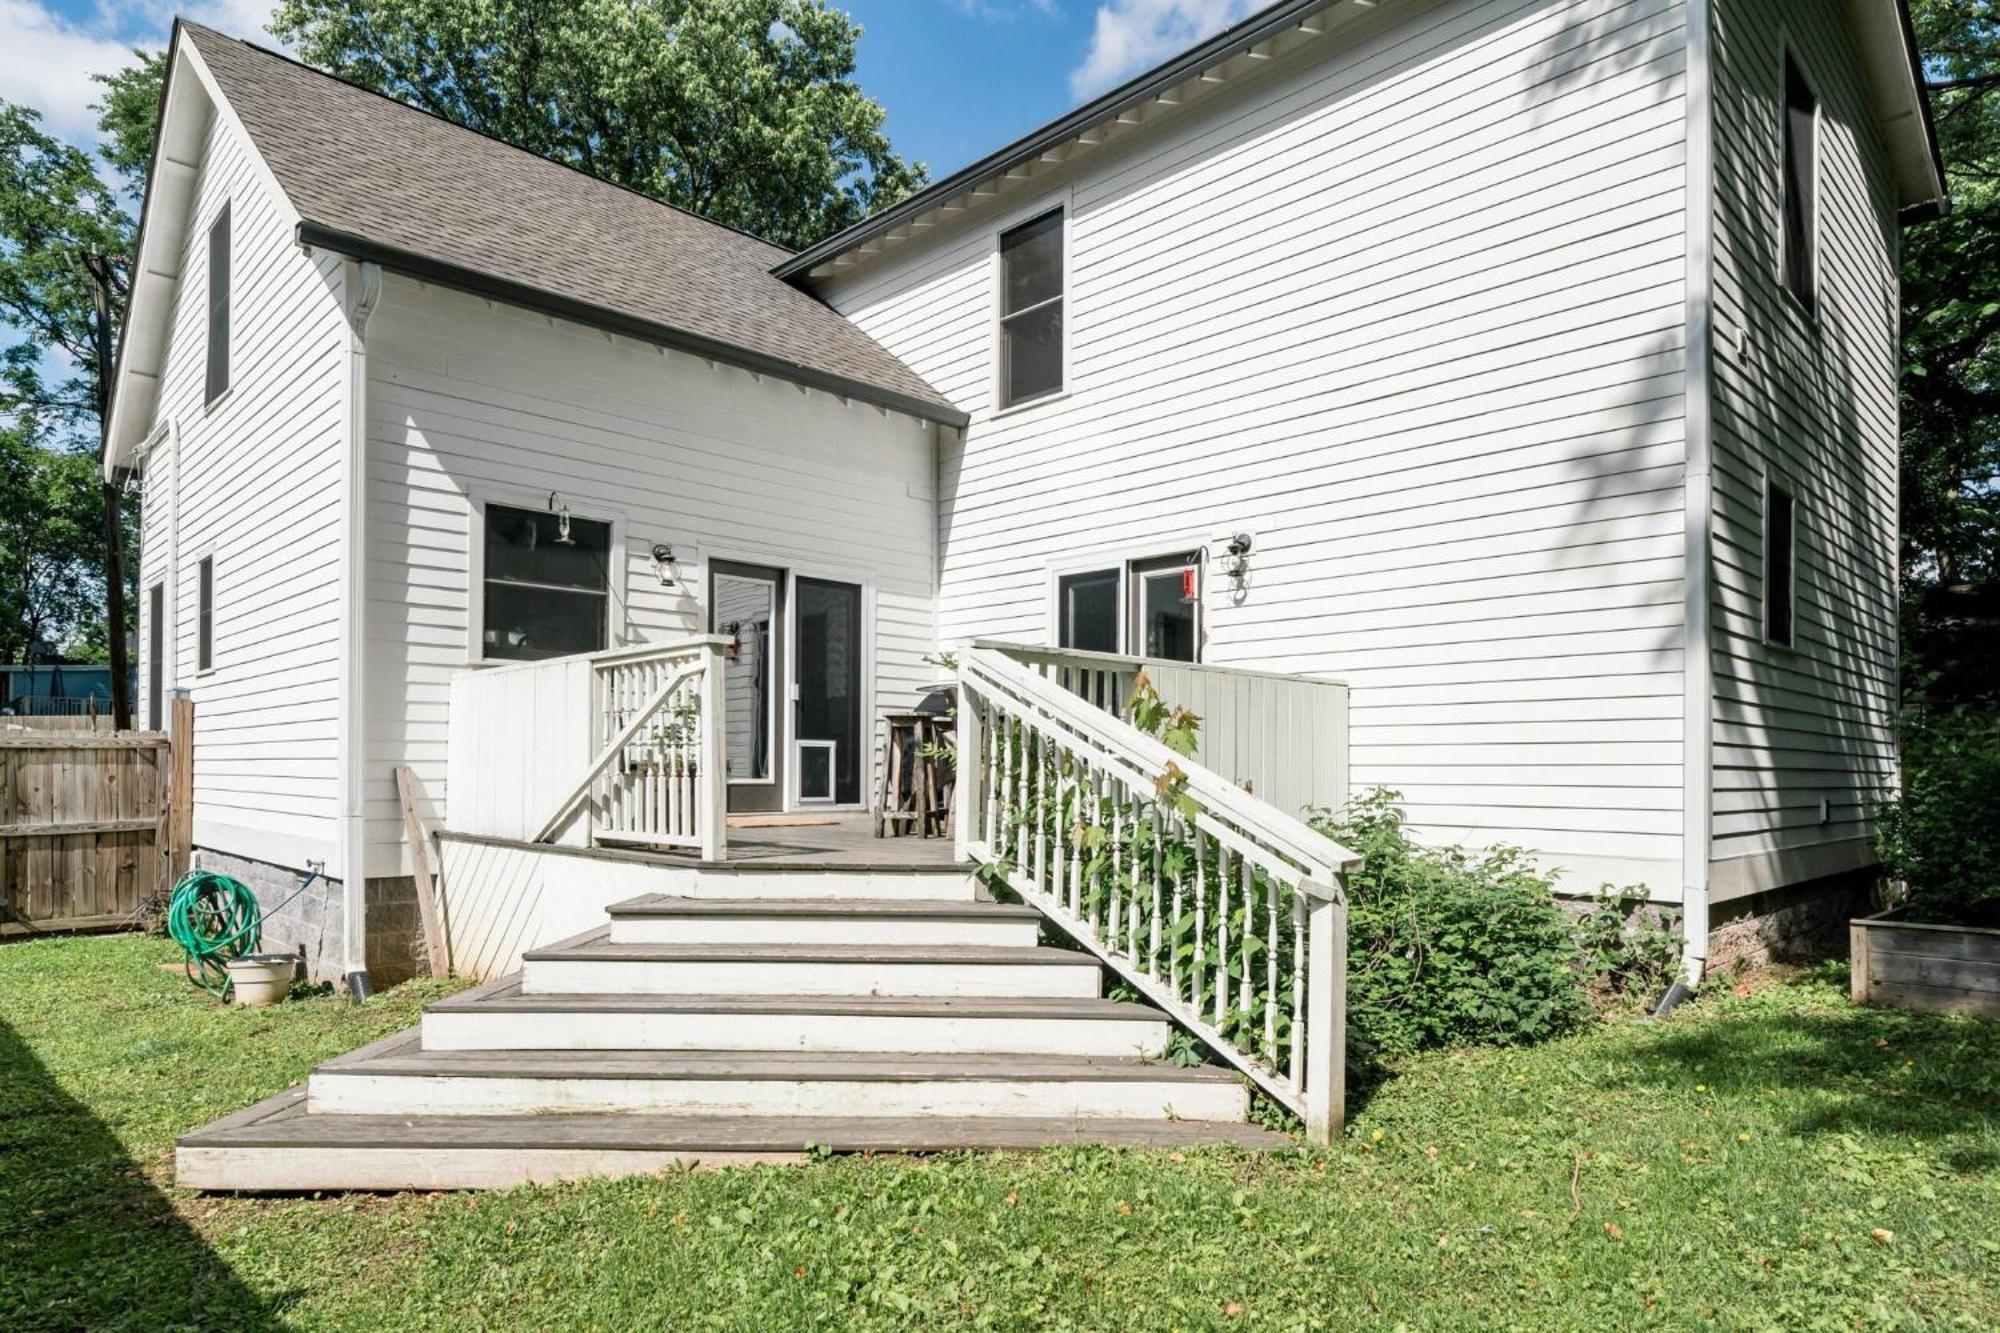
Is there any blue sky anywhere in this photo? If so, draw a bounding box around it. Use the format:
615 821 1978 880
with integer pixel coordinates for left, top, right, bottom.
2 1 1259 177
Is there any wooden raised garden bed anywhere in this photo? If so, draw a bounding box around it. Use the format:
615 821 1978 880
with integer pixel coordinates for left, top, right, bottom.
1849 909 2000 1017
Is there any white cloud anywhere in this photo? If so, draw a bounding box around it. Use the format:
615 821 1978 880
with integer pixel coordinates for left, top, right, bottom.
0 0 138 139
0 0 278 144
1070 0 1257 99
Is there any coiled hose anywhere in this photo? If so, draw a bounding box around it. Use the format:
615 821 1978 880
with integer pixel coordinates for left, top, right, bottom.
166 870 262 997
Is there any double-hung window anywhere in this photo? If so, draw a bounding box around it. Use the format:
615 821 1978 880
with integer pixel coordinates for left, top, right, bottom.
482 503 613 660
997 209 1065 408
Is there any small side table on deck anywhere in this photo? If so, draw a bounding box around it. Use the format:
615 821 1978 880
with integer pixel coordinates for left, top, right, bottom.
876 710 954 838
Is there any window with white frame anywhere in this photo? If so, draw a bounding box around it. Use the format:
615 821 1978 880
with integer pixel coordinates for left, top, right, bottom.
481 502 613 660
997 208 1064 408
1055 552 1201 662
1781 52 1817 312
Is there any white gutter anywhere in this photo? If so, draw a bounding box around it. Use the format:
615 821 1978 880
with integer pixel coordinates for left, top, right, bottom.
337 259 382 985
1676 0 1716 995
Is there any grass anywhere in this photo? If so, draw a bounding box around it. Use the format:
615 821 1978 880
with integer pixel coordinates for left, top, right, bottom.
2 933 1996 1331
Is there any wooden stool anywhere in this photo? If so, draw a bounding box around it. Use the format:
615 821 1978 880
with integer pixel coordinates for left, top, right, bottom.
876 712 954 838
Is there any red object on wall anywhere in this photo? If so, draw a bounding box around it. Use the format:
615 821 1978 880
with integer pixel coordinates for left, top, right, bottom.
1181 567 1198 602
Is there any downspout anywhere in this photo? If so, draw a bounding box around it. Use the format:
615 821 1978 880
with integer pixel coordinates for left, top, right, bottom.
338 259 382 993
1666 0 1716 1012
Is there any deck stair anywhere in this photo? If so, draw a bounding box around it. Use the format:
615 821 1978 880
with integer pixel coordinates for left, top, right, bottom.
178 869 1287 1191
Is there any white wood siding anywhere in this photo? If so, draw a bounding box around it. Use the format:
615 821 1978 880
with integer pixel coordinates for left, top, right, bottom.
361 278 937 875
135 106 348 871
1706 0 1900 880
820 0 1692 896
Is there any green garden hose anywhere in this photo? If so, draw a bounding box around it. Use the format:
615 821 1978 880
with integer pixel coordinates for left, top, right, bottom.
166 870 262 997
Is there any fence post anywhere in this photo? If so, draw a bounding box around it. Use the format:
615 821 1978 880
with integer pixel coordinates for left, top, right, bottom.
166 690 195 884
698 641 728 862
953 673 983 863
1303 887 1347 1144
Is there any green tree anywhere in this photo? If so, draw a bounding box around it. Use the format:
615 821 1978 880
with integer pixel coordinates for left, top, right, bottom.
0 61 155 700
1904 2 2000 590
271 0 925 249
0 418 110 669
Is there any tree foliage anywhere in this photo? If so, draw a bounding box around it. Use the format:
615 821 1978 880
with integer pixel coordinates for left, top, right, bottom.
1904 2 2000 590
270 0 925 249
0 63 152 665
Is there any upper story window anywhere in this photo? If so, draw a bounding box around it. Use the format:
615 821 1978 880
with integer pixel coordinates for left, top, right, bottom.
997 208 1065 409
482 502 612 660
1764 481 1795 648
1781 53 1817 313
206 204 231 404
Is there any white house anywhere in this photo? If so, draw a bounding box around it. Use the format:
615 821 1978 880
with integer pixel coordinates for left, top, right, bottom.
108 4 1946 1186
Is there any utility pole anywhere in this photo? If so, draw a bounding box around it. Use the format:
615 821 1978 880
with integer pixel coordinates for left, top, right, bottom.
83 250 133 731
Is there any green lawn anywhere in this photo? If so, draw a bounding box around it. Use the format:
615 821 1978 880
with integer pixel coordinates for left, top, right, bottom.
1 933 1995 1331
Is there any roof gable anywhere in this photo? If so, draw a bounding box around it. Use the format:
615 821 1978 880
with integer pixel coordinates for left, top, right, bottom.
107 21 961 463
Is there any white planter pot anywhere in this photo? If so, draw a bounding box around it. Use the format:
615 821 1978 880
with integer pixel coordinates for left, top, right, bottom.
227 954 296 1007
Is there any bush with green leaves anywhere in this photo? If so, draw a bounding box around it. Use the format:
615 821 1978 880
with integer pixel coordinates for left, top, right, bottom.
1309 790 1591 1058
1572 887 1682 1000
1878 704 2000 926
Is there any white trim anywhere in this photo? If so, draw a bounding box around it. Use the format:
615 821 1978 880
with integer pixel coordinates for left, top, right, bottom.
712 564 782 788
989 190 1074 415
795 739 838 803
468 489 628 665
1681 0 1717 983
788 571 874 812
337 258 381 975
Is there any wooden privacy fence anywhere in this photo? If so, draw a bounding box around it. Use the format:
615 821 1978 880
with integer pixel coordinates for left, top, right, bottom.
0 698 192 937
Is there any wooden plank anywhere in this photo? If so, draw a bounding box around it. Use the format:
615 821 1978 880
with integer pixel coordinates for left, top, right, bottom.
0 910 136 938
395 765 449 979
0 733 167 749
1867 948 2000 996
1863 978 2000 1019
1858 918 2000 963
167 695 194 883
0 818 160 838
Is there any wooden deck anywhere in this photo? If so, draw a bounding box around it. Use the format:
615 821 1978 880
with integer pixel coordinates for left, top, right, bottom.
713 814 963 869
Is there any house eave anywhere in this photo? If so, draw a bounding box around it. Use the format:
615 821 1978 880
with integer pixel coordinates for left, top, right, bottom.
294 222 970 429
773 0 1349 282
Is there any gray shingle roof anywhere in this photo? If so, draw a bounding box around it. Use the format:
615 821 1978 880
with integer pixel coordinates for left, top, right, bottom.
181 22 961 424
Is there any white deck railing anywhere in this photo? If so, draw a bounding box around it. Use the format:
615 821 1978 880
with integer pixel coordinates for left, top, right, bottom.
957 645 1361 1140
447 636 728 859
976 640 1348 817
537 638 728 858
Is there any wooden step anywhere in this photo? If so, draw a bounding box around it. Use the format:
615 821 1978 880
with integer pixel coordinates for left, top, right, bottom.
422 976 1170 1056
604 895 1043 948
520 928 1103 999
177 1087 1289 1191
305 1030 1246 1121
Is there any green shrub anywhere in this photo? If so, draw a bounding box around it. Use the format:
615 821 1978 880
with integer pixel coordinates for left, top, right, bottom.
1310 789 1590 1058
1572 887 1682 1000
1878 704 2000 926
